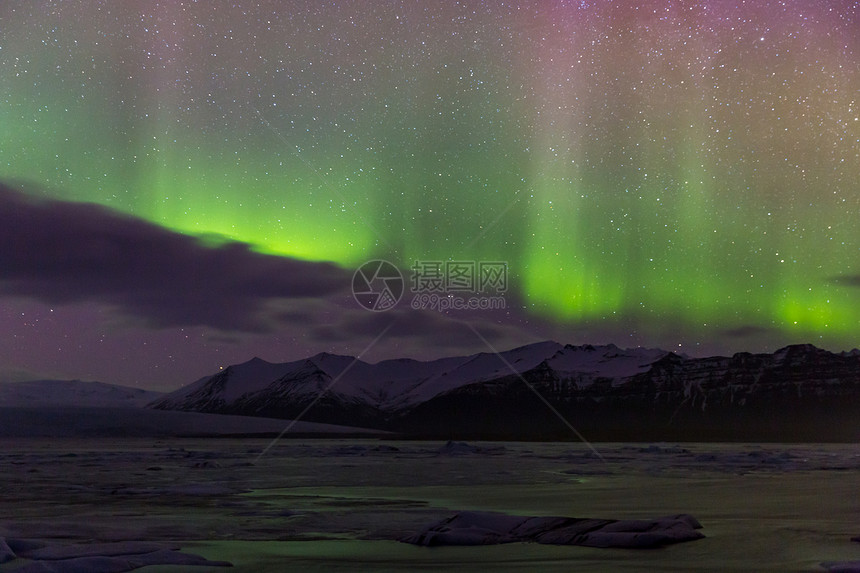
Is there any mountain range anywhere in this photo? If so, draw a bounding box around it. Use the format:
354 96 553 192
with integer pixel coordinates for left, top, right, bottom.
150 342 860 441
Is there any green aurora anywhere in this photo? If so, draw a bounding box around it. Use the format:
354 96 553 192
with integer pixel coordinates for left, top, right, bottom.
1 1 858 351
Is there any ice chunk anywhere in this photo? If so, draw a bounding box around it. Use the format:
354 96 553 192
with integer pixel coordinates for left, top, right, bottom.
23 541 178 560
821 562 860 573
437 441 505 456
402 511 704 548
0 537 15 564
13 555 137 572
6 540 232 572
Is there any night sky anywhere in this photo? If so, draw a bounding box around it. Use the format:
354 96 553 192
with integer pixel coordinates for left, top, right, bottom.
1 1 858 390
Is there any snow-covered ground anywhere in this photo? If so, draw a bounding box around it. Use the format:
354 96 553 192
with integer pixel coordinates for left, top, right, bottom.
1 438 858 571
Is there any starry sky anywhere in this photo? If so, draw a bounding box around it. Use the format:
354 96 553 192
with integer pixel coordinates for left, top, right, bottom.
0 1 858 389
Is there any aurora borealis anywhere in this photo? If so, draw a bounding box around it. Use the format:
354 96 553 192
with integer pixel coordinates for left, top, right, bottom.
0 1 858 387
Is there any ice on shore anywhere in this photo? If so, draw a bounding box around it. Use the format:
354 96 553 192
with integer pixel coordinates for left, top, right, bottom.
402 510 704 548
0 538 232 572
437 440 506 456
820 562 860 572
0 537 14 564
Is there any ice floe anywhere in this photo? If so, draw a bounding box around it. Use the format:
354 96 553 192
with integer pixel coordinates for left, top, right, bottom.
402 510 704 548
0 538 232 572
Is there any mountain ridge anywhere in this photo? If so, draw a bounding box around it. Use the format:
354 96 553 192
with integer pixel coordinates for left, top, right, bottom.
150 341 860 440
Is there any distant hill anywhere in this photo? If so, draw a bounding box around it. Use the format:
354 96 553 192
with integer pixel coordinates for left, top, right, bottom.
0 379 163 408
150 342 860 441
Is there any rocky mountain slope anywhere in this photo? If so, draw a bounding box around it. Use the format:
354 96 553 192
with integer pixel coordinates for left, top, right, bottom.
150 342 860 440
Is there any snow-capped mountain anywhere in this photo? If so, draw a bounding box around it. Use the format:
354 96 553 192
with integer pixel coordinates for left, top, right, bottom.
150 342 860 440
149 342 668 425
398 343 860 441
0 379 163 408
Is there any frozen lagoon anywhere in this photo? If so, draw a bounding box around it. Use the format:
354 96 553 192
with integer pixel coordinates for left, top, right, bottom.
1 437 858 572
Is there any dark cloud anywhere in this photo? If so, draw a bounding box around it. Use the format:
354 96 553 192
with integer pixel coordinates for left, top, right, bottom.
0 184 351 331
830 274 860 288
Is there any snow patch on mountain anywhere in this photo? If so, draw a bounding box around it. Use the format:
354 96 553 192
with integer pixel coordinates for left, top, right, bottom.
547 343 668 380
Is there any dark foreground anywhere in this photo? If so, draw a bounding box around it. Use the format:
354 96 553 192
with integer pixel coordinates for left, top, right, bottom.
1 438 859 572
